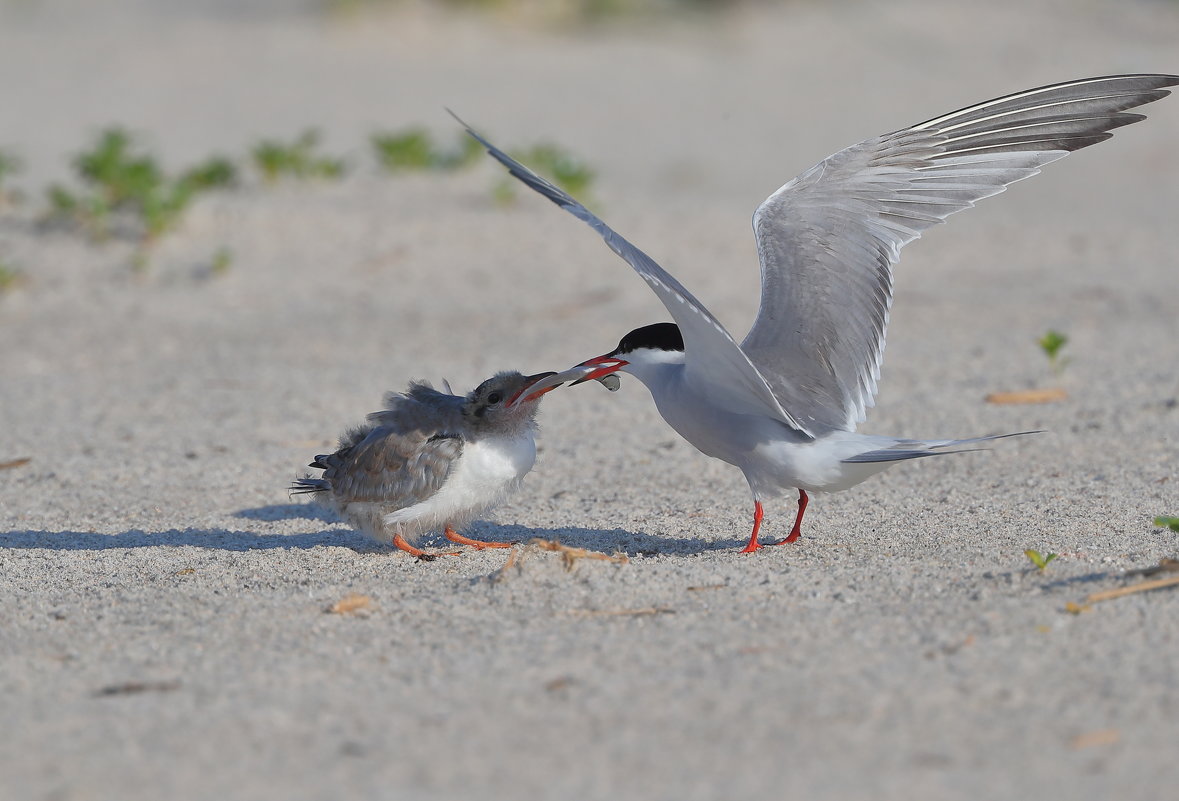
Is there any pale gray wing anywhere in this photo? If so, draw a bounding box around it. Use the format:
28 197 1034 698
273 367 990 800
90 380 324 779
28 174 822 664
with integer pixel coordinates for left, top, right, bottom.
742 74 1178 434
325 382 467 506
452 112 808 433
324 425 462 507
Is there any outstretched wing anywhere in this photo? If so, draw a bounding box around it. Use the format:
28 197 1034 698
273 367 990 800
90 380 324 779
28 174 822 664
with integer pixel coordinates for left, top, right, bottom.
453 112 809 433
741 74 1178 434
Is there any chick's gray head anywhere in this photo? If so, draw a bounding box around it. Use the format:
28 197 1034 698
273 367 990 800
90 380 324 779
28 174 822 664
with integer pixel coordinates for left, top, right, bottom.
462 370 555 433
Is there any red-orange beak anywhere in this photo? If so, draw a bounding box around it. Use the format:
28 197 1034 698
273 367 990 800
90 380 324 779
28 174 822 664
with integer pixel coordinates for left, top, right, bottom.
569 354 629 385
506 371 560 407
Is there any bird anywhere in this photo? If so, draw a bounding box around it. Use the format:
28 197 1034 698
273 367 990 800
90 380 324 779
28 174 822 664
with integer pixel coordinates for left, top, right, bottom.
465 73 1179 552
292 371 561 559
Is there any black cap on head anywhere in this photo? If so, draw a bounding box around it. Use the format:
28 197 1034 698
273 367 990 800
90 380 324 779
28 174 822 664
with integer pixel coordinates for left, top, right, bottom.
613 323 684 356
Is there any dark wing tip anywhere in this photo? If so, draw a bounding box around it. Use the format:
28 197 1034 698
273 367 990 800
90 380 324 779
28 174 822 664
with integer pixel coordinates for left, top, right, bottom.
447 109 582 212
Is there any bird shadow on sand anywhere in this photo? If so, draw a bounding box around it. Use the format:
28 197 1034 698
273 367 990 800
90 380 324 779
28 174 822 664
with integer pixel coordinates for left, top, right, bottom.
481 523 750 556
0 527 371 552
242 501 750 555
233 503 339 523
1036 570 1119 592
1 505 748 555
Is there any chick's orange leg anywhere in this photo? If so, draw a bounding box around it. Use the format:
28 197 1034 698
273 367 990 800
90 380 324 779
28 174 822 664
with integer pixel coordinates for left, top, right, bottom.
392 533 459 561
445 526 515 550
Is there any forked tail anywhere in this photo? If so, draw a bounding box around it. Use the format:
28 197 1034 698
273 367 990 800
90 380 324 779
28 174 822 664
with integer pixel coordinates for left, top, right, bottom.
841 431 1041 464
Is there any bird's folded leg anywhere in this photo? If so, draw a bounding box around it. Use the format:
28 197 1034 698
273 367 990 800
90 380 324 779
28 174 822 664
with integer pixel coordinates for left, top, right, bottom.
392 532 460 561
445 526 516 550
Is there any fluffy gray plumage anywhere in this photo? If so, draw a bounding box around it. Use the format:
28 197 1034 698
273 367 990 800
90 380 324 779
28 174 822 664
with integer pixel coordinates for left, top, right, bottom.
291 371 547 547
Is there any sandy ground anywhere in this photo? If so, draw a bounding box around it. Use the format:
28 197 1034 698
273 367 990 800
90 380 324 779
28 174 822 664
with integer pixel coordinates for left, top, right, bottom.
2 1 1178 799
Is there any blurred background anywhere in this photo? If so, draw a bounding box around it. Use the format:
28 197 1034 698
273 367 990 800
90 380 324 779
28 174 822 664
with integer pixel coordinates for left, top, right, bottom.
3 0 1177 193
3 0 1176 368
2 3 1177 800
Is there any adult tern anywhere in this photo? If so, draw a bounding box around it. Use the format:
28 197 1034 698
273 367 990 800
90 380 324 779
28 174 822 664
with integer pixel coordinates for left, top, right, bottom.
462 74 1178 552
292 371 560 559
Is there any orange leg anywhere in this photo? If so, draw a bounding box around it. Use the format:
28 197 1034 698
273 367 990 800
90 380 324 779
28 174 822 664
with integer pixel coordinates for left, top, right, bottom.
771 490 809 545
445 526 515 550
392 533 459 561
740 501 766 553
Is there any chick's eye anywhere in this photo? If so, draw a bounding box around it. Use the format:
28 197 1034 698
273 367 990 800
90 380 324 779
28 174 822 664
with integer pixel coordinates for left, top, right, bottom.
487 392 503 405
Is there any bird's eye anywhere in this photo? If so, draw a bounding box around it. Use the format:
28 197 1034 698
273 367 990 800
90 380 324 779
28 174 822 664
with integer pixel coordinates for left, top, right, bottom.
487 392 503 405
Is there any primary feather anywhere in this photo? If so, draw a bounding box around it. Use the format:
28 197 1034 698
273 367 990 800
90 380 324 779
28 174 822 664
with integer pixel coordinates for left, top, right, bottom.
742 74 1178 433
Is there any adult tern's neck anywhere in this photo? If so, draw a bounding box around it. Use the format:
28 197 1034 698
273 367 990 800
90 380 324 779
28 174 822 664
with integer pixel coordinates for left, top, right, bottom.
621 348 685 396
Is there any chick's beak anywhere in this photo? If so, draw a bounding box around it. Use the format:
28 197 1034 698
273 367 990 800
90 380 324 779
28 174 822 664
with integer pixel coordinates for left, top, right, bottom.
507 371 560 407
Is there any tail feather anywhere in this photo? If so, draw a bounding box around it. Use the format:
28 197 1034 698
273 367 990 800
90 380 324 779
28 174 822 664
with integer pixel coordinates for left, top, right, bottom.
842 430 1041 464
290 477 330 495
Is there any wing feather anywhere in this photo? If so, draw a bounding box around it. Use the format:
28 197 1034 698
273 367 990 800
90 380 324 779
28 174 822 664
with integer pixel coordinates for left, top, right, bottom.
742 74 1177 432
318 382 466 507
453 111 808 431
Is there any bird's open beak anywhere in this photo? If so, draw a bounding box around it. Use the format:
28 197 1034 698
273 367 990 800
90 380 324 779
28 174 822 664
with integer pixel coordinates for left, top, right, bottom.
568 354 629 385
505 359 627 407
507 371 561 407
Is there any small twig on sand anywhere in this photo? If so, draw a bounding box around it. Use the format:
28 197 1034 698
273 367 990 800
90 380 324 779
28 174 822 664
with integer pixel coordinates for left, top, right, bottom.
529 538 629 571
1065 558 1179 613
562 607 674 618
326 593 374 615
1086 574 1179 603
985 388 1067 404
487 545 522 584
94 680 180 697
1123 557 1179 579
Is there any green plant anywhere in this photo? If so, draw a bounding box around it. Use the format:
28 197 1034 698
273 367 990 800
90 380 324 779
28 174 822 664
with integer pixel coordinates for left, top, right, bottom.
0 260 23 292
47 129 236 242
1024 549 1059 572
1038 329 1070 376
0 149 19 192
251 130 345 182
210 246 233 276
371 128 480 172
180 157 238 191
1155 516 1179 533
494 142 595 204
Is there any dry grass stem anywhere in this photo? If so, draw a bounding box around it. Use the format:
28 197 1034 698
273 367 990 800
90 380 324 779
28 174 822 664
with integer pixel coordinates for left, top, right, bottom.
985 388 1068 404
1124 557 1179 578
1069 728 1120 749
529 538 629 571
562 607 675 618
327 593 374 615
94 680 180 697
487 545 522 584
1085 574 1179 603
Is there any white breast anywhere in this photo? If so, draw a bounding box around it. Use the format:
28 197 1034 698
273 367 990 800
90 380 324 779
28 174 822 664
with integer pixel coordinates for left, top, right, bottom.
381 432 537 540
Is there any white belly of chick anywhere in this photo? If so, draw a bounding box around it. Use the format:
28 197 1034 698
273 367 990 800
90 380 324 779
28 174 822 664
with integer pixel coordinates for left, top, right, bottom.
380 433 537 541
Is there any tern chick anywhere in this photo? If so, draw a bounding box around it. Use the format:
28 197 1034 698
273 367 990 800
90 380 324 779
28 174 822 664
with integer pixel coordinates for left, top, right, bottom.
458 73 1178 552
292 371 558 559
